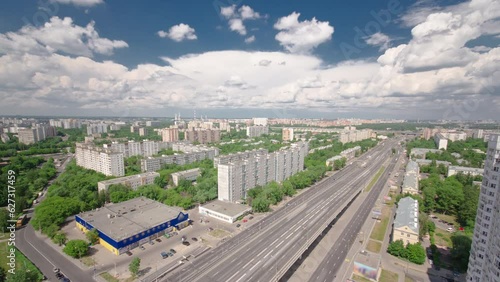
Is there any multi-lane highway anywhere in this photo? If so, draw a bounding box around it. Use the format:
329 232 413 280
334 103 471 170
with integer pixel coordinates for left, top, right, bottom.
164 139 399 282
308 144 401 282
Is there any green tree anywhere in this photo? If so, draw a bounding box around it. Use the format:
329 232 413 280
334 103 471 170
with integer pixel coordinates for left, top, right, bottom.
0 209 10 232
387 240 407 258
129 257 141 276
63 239 89 258
252 197 270 213
6 268 39 282
53 232 68 246
406 243 426 264
450 233 472 272
86 229 100 245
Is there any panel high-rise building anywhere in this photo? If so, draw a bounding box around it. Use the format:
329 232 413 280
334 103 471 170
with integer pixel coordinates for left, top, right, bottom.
18 125 56 145
161 127 179 142
75 143 124 176
184 128 220 144
218 142 308 202
246 125 269 138
467 134 500 282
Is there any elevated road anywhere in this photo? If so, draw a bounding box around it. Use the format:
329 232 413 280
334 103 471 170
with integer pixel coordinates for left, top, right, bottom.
164 139 400 282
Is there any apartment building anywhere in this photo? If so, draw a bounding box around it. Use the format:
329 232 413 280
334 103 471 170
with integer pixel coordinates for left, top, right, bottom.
447 166 484 177
86 123 108 135
282 128 294 141
161 127 179 142
393 197 419 245
339 129 373 144
139 127 148 136
246 125 269 138
110 140 169 158
434 133 448 150
218 142 308 202
184 128 221 144
50 118 81 129
75 143 124 176
218 122 231 132
97 172 159 192
141 145 219 172
467 135 500 282
18 125 56 145
214 149 268 167
171 168 201 186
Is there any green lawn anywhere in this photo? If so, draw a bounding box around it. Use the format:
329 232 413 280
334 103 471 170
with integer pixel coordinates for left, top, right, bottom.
370 206 391 241
0 241 44 281
380 269 399 282
365 167 385 192
434 228 453 248
434 213 458 226
366 240 382 253
352 274 373 282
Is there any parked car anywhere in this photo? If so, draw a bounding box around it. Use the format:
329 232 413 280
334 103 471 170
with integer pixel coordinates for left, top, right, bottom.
236 224 241 228
249 216 254 220
125 251 132 256
167 251 174 257
55 273 64 279
170 248 176 254
155 238 162 243
164 233 171 239
447 227 454 232
192 237 198 242
139 245 146 251
161 252 168 259
243 219 248 223
208 227 214 231
182 241 190 246
53 268 60 273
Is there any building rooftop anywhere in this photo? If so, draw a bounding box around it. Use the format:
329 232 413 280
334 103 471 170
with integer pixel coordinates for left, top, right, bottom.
98 172 159 186
414 159 451 166
200 200 251 217
448 166 484 173
171 168 201 177
394 197 419 233
406 160 419 173
77 197 186 242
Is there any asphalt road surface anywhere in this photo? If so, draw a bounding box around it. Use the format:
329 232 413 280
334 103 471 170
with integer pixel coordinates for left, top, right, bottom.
164 139 400 282
308 145 401 282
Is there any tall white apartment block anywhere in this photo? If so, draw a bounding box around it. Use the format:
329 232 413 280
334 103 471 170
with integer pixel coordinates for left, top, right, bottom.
467 134 500 282
218 142 308 202
75 143 124 176
246 125 269 138
434 133 448 150
142 140 158 157
87 123 108 135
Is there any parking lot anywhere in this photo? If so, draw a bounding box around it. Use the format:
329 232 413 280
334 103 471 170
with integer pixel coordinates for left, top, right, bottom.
60 204 267 280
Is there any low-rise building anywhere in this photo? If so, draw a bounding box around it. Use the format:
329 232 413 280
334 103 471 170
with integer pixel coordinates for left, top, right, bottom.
75 197 189 255
97 172 159 192
414 159 451 167
199 200 252 223
402 160 419 194
171 168 201 186
393 197 419 246
447 166 484 177
410 148 442 159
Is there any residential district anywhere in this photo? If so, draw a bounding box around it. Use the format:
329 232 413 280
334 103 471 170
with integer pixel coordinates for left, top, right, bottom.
1 116 500 282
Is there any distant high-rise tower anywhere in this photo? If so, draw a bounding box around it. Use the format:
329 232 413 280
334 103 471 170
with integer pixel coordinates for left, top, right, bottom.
466 134 500 282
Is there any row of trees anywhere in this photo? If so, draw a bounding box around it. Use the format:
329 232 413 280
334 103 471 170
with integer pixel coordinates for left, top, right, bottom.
420 173 480 230
387 240 426 264
0 156 57 212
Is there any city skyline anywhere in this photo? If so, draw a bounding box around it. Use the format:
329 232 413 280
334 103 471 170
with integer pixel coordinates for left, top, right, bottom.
0 0 498 119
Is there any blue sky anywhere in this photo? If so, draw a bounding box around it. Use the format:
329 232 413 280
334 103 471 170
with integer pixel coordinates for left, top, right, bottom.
0 0 499 119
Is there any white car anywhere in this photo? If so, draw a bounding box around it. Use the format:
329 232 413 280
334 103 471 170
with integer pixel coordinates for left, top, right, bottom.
447 227 454 232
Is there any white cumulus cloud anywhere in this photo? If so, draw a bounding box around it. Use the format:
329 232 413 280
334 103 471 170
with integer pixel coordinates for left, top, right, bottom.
365 32 391 51
274 12 334 54
158 23 197 42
